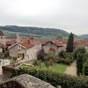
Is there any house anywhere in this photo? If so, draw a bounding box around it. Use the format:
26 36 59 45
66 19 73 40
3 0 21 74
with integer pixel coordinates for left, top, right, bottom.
0 43 4 53
8 38 42 61
6 39 16 47
61 39 68 51
42 40 64 54
0 31 6 45
74 39 88 52
0 31 5 39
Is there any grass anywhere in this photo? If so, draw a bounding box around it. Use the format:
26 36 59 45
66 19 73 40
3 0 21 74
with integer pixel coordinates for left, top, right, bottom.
34 61 68 74
20 61 68 74
47 64 68 74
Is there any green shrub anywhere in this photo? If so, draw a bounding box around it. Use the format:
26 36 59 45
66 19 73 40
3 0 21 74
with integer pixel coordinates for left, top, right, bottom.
45 52 60 63
83 53 88 63
66 53 73 61
77 53 84 75
76 52 88 76
73 46 86 59
37 51 60 66
83 59 88 75
33 60 46 68
44 59 54 67
12 66 88 88
58 58 72 65
37 49 47 60
58 50 66 59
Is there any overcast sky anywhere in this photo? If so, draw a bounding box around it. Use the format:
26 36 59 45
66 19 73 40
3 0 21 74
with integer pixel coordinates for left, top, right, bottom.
0 0 88 35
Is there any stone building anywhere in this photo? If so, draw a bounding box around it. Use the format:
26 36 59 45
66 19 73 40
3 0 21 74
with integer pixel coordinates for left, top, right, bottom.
8 38 42 61
42 40 64 54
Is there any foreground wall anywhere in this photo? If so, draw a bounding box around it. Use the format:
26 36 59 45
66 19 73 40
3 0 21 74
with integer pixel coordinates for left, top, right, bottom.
0 74 55 88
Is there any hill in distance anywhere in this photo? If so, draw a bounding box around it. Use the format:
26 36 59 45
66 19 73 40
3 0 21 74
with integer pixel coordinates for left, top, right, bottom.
79 34 88 39
0 25 70 38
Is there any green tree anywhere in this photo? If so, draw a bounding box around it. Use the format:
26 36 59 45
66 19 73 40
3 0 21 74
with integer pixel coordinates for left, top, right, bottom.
73 46 86 59
83 59 88 75
77 53 84 75
66 33 74 52
58 50 66 59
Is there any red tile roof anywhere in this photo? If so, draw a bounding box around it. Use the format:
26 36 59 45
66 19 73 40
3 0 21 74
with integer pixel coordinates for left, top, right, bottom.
61 39 68 44
74 40 88 47
6 39 16 45
52 40 63 46
17 42 34 48
42 40 63 47
8 38 43 49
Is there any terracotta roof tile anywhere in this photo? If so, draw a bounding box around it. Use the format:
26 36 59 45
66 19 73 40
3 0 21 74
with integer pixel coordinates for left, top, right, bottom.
9 38 43 49
42 40 63 47
74 40 88 47
52 40 63 46
18 42 34 48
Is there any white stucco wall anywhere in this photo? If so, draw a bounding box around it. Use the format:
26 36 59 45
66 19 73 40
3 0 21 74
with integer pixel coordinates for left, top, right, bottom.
0 48 2 53
24 44 42 61
0 36 6 45
43 42 64 54
9 44 26 58
43 42 58 53
9 43 42 61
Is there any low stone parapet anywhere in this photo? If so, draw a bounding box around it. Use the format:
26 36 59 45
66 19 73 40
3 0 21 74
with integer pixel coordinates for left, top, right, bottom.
2 65 16 80
0 74 55 88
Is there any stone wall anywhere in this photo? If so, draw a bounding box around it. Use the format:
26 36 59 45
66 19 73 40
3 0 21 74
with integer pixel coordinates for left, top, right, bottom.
2 61 34 80
0 80 24 88
2 65 16 80
0 74 55 88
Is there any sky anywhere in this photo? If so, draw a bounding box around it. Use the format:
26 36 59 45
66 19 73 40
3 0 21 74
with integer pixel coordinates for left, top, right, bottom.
0 0 88 35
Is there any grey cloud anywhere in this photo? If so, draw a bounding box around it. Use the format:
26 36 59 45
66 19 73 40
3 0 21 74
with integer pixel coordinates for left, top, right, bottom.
0 0 88 34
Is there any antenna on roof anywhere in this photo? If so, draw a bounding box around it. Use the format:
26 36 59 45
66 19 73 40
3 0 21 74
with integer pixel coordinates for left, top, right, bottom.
16 32 20 42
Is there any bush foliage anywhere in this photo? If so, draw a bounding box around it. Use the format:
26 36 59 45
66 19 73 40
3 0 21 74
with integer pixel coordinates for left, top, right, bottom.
37 50 73 66
58 58 72 65
76 53 84 75
83 59 88 75
12 66 88 88
73 46 88 75
73 46 86 59
58 50 66 59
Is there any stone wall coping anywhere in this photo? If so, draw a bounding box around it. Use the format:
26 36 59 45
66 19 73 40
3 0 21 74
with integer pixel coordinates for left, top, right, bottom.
0 74 55 88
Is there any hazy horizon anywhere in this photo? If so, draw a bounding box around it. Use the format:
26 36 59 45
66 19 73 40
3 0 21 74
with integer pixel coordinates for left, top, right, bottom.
0 0 88 35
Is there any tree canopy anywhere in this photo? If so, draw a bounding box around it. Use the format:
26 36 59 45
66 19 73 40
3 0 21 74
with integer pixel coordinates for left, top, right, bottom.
66 32 74 52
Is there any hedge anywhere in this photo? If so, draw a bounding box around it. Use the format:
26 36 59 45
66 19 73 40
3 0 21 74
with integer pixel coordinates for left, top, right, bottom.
12 66 88 88
58 58 72 65
84 59 88 75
